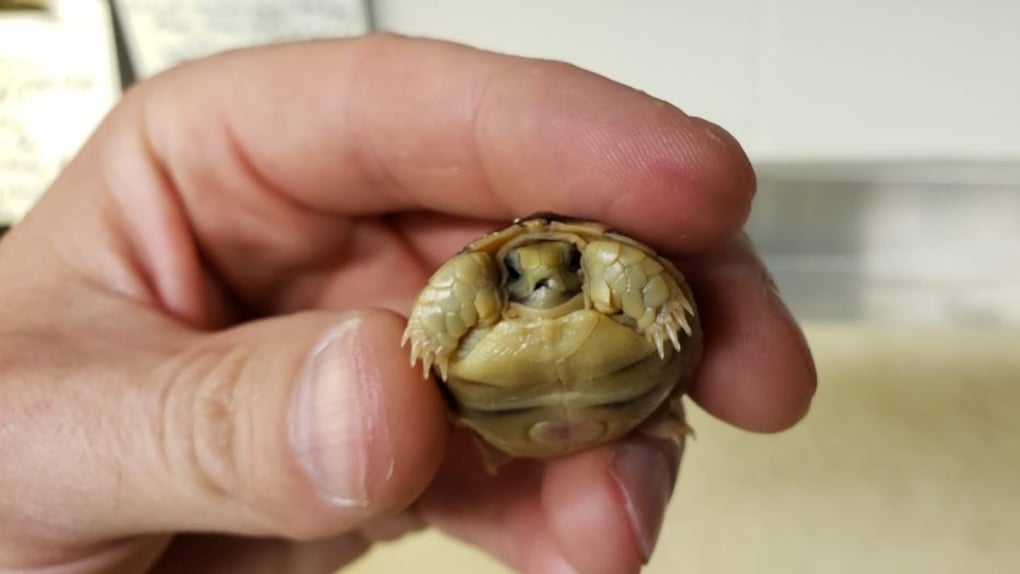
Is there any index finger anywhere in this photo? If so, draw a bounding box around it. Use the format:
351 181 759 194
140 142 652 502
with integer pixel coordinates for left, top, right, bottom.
138 34 755 254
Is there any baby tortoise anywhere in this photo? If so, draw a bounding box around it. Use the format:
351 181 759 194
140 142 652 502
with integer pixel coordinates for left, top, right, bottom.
402 213 703 468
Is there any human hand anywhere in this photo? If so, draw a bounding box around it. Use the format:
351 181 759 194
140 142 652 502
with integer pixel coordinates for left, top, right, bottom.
0 35 815 573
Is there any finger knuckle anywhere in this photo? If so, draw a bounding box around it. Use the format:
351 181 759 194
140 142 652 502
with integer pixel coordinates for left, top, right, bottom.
154 344 256 505
153 341 348 539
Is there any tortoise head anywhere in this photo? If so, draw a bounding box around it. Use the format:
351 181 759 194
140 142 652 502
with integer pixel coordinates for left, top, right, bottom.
502 241 583 309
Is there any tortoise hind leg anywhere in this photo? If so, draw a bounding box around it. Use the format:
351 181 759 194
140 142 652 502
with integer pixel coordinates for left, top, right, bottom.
474 436 514 475
638 393 694 457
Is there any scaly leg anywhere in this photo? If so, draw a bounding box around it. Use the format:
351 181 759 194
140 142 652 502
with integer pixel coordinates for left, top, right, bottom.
639 393 694 455
402 251 503 381
581 239 696 358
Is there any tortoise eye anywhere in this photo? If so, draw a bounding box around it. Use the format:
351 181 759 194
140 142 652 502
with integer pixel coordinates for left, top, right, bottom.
566 246 582 271
503 253 522 280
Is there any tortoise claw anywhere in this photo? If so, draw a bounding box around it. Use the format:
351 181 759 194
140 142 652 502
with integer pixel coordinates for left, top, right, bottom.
402 324 452 381
644 296 693 357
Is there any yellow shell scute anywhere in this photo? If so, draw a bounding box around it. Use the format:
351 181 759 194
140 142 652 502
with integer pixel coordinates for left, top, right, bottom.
449 310 655 386
642 274 670 308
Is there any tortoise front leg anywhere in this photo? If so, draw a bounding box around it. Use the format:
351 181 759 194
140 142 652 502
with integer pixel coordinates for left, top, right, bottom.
581 239 697 358
402 251 503 381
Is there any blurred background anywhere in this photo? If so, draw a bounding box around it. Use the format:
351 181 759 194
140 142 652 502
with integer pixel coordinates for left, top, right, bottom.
2 1 1018 572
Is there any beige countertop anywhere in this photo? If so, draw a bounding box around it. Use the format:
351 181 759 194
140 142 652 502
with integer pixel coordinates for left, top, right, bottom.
349 322 1020 573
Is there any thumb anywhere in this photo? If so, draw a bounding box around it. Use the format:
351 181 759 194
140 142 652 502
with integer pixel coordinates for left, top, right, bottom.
150 309 449 538
2 308 448 549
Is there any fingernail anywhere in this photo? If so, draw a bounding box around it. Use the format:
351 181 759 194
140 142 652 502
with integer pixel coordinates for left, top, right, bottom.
610 442 674 564
290 317 389 507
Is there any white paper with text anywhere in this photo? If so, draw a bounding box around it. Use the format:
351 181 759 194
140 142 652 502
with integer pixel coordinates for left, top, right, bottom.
114 0 371 78
0 0 119 224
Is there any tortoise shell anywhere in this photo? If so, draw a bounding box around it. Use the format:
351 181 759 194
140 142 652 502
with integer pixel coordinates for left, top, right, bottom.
403 213 702 461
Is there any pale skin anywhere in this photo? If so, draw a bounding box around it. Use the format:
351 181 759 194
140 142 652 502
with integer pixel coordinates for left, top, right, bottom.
0 35 816 573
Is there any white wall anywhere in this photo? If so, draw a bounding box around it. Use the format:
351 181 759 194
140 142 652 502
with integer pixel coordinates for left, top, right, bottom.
374 0 1020 170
